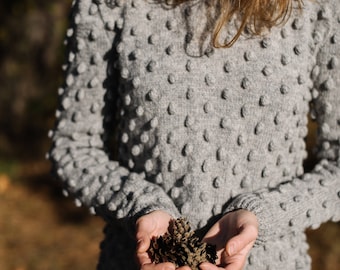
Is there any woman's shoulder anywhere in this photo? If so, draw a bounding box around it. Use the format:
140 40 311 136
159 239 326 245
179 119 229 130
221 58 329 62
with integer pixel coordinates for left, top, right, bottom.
69 0 134 37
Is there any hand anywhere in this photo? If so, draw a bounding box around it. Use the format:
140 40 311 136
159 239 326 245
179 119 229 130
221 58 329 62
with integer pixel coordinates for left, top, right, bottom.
200 210 258 270
136 210 191 270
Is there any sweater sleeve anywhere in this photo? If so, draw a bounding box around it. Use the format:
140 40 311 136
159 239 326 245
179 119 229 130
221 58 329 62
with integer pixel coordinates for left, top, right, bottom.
48 0 180 222
224 0 340 245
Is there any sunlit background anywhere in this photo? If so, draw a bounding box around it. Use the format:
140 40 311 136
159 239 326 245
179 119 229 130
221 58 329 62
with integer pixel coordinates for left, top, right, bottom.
0 1 339 269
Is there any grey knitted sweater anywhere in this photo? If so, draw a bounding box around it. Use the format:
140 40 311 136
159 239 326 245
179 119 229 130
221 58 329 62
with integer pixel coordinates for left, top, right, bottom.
49 0 340 269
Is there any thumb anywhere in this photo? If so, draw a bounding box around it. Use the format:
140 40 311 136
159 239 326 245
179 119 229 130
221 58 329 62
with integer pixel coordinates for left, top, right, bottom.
226 224 258 256
136 233 151 253
136 217 154 253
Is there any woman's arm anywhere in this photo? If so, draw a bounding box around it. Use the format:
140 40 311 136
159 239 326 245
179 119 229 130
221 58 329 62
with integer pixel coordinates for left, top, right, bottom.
49 0 179 221
224 0 340 244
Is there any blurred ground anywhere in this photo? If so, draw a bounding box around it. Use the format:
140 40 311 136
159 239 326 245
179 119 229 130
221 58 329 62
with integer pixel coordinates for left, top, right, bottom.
0 164 104 270
0 0 339 269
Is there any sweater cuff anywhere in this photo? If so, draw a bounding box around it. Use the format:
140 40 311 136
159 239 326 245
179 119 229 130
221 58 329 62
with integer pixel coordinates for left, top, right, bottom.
121 172 181 221
223 192 276 246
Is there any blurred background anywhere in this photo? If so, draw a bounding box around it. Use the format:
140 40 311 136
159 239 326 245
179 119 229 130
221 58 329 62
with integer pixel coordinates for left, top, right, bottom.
0 0 339 269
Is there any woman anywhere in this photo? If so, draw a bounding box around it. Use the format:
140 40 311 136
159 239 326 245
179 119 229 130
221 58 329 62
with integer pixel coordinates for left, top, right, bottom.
49 0 340 269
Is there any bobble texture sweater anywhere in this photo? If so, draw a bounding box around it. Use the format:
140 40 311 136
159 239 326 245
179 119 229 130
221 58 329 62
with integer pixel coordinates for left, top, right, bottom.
49 0 340 269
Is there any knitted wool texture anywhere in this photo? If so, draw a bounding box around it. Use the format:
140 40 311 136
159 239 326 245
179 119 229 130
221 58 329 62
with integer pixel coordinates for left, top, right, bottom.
49 0 340 269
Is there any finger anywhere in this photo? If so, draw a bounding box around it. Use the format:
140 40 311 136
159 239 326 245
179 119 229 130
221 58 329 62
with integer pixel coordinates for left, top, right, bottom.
136 251 152 266
224 255 247 270
177 266 192 270
136 236 151 253
226 224 257 256
141 262 176 270
199 262 222 270
136 218 155 253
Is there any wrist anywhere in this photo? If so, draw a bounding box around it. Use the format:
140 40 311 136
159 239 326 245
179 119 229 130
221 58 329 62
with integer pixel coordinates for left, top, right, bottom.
223 193 275 245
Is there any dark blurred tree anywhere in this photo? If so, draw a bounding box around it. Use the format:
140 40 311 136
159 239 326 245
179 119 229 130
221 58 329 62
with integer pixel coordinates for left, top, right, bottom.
0 0 72 161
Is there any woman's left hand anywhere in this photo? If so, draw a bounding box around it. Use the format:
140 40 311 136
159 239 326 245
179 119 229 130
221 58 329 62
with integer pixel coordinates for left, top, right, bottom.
199 210 258 270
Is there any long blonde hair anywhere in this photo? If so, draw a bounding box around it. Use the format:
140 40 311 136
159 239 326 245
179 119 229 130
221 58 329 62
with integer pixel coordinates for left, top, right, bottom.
166 0 304 47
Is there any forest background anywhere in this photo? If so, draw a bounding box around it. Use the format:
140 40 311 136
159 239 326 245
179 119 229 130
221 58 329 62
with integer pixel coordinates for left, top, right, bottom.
0 0 339 269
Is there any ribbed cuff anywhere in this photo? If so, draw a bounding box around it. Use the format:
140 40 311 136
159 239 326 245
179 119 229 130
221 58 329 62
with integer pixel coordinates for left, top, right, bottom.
223 192 276 246
124 172 180 220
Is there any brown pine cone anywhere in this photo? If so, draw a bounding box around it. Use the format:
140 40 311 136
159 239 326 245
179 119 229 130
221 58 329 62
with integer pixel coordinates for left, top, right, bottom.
148 218 217 270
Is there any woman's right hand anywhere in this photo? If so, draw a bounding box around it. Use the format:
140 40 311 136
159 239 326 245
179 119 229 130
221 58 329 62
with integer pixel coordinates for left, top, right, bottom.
136 210 192 270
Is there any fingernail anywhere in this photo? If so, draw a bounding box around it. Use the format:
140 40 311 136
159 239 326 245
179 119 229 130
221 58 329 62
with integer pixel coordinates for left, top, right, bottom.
136 239 143 251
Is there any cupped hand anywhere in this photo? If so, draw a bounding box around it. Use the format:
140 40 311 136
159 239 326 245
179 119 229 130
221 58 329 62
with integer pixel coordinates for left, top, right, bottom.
136 210 192 270
200 210 258 270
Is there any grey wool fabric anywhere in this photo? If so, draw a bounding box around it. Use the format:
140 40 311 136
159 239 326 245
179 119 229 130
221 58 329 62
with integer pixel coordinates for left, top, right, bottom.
49 0 340 269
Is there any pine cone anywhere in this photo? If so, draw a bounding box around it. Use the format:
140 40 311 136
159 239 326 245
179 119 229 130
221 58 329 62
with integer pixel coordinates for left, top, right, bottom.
148 218 217 270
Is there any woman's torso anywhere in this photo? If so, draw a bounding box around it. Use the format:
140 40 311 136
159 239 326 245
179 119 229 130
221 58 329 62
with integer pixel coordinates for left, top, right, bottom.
111 0 319 229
